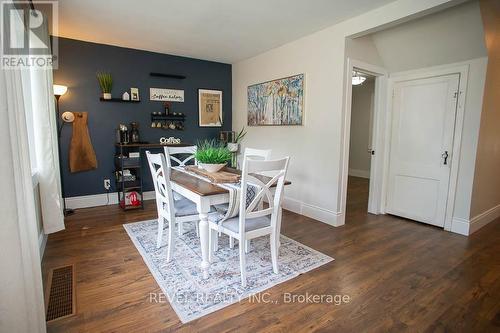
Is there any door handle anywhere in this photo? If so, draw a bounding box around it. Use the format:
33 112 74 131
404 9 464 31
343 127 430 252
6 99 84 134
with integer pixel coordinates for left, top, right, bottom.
442 151 449 165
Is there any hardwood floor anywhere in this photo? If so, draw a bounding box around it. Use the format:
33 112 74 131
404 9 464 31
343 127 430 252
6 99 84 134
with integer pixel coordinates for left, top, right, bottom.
43 178 500 332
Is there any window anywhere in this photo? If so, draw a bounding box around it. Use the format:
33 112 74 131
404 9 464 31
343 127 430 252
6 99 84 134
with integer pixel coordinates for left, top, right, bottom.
21 68 38 174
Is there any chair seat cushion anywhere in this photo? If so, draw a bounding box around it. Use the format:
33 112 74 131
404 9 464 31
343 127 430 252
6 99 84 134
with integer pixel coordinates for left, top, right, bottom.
220 215 271 233
168 197 215 217
173 198 198 217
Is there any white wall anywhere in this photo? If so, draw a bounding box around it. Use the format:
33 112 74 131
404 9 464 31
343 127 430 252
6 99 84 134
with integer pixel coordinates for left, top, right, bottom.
348 78 374 178
233 0 458 225
345 36 385 67
452 57 488 223
370 1 487 71
470 0 500 232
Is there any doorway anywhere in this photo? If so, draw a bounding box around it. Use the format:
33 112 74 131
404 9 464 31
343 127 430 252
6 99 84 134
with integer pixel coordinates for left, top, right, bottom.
338 59 388 226
346 71 376 217
340 60 468 231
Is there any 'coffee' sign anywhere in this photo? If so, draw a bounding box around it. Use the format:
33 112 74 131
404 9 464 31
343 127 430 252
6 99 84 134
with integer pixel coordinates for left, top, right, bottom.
150 88 184 102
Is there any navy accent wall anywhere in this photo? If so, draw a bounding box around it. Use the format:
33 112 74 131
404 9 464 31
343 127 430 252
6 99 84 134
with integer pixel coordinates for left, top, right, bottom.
53 37 232 197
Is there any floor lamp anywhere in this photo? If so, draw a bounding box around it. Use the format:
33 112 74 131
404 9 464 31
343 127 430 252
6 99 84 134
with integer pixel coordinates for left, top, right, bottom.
53 84 74 216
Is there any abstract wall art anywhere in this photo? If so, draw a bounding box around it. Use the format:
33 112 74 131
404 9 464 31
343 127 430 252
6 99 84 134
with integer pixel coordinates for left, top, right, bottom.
247 74 304 126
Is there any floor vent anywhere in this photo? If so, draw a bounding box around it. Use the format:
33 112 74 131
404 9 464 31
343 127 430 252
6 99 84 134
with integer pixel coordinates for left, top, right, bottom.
45 265 76 322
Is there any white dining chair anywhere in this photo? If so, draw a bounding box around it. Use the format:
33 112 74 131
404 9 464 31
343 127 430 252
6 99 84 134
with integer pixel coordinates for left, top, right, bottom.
164 145 197 168
146 151 201 261
164 145 199 236
216 147 272 251
208 156 290 287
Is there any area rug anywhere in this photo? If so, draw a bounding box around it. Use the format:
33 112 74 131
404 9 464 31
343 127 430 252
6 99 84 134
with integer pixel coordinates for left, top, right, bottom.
124 219 333 323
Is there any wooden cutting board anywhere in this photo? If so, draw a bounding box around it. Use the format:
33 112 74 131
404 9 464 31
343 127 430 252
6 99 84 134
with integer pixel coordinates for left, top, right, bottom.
69 112 97 173
185 166 240 183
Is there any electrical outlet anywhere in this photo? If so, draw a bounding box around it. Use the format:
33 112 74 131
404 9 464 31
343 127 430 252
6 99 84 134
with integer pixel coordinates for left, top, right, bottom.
104 179 111 190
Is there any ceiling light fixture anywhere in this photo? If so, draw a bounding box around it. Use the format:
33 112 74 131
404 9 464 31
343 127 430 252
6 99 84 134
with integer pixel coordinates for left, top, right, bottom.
352 71 366 85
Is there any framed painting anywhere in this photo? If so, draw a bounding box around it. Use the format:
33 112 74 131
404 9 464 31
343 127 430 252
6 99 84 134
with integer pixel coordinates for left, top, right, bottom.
247 74 304 126
198 89 222 127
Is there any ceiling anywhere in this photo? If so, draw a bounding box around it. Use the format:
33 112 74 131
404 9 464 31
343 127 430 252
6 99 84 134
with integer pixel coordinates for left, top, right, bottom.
52 0 397 64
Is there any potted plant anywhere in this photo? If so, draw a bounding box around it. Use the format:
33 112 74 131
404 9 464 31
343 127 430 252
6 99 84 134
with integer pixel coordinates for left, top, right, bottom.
195 139 232 173
227 126 247 153
97 72 113 99
227 127 247 167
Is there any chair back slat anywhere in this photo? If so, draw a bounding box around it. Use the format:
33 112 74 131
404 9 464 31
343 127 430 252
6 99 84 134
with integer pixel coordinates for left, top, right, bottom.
244 174 275 213
164 145 197 167
146 151 175 221
246 208 273 219
239 156 289 234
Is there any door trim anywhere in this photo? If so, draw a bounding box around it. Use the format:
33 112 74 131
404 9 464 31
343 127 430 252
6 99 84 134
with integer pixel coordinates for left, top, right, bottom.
385 63 470 232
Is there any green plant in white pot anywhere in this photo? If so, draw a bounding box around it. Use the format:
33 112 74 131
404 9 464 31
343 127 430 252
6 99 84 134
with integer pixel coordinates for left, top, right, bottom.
227 126 247 153
227 127 247 167
195 139 232 173
97 72 113 99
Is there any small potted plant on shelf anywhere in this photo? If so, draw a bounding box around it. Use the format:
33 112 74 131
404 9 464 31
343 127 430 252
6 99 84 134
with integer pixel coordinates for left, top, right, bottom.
227 126 247 153
97 72 113 99
195 139 232 173
227 126 246 167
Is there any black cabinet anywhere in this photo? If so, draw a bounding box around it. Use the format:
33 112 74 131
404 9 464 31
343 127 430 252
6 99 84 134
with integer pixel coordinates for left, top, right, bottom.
115 145 144 210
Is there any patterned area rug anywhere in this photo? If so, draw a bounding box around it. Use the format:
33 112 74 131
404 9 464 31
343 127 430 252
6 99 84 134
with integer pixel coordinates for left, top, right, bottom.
124 219 333 323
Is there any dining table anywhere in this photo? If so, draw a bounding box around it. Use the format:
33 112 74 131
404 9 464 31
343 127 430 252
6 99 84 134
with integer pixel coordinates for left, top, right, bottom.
168 167 291 279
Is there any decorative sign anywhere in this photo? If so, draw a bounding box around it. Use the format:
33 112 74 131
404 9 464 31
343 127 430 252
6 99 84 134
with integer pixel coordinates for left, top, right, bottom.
198 89 222 127
160 136 181 145
150 88 184 102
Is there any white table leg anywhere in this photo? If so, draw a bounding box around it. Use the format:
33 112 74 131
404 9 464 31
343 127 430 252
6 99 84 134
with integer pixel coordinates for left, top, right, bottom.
197 202 210 279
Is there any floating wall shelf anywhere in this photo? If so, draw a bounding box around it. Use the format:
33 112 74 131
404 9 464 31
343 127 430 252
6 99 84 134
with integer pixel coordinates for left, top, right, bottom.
150 113 186 130
100 97 140 103
149 72 186 80
151 114 186 121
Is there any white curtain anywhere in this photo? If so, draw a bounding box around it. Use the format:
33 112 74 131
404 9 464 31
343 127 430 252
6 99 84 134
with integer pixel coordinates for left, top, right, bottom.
30 19 65 234
0 4 48 331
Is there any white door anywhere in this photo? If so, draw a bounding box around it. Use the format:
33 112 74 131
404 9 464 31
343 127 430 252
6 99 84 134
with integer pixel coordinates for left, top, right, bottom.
386 74 459 227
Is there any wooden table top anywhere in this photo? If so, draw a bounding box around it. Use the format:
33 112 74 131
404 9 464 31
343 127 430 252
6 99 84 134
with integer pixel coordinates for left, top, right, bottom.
170 167 291 196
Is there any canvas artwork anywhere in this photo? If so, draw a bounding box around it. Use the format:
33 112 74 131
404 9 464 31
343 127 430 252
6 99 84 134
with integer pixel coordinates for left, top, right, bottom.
247 74 304 126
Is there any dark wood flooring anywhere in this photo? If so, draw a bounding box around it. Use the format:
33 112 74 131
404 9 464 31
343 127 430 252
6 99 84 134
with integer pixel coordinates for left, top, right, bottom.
42 176 500 332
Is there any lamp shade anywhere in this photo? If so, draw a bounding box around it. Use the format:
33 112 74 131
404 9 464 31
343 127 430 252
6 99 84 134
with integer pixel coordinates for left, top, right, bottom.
53 84 68 96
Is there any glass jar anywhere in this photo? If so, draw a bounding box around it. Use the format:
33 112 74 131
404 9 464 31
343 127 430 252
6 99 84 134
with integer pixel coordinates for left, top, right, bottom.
130 122 140 143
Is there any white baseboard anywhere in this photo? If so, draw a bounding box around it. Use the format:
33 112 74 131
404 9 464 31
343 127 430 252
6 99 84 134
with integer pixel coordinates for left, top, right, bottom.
348 168 370 179
451 203 500 236
66 192 343 227
282 197 342 227
38 232 47 260
66 191 155 209
470 203 500 234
